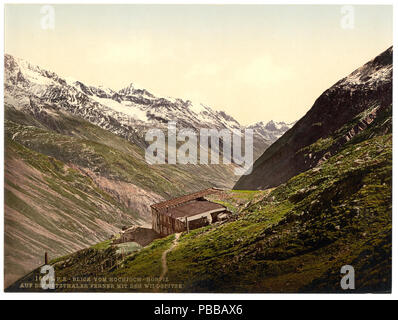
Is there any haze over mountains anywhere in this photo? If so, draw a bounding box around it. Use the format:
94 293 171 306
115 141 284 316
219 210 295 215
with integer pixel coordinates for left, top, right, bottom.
4 54 292 286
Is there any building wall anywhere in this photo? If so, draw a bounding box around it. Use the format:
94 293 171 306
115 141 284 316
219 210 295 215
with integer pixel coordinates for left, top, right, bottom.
151 205 228 237
152 209 186 237
188 216 210 230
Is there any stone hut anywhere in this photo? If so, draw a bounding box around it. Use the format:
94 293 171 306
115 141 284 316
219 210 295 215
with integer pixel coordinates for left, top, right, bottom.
150 188 229 236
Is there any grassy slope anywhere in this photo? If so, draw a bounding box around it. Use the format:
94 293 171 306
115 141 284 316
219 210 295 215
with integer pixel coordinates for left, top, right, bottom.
109 104 391 293
6 100 392 292
127 133 391 293
4 106 238 287
8 119 391 292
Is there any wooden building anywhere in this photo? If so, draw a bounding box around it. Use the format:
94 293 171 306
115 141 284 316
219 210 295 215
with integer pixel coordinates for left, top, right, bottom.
151 188 229 236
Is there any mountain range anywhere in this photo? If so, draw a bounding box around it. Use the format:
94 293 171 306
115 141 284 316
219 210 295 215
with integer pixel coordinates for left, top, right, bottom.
4 54 292 286
5 54 293 150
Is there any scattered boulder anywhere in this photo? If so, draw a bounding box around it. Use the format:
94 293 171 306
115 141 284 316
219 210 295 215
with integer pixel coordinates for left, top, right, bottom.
113 226 161 247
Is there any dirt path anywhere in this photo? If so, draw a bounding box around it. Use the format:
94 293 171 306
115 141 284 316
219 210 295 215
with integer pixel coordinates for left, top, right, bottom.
159 233 181 281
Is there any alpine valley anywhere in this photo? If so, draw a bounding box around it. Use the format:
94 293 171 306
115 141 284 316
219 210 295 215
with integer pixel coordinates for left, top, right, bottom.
5 46 392 293
4 54 293 287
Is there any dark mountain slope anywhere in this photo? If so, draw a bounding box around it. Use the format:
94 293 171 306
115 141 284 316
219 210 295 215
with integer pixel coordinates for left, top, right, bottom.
234 47 392 190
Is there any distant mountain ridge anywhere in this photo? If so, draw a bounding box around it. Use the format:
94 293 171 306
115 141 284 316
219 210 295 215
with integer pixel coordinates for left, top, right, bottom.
247 120 296 144
4 54 291 151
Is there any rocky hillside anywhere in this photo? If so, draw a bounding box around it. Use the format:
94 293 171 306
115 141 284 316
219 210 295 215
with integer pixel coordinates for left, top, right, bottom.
235 47 392 190
4 134 146 287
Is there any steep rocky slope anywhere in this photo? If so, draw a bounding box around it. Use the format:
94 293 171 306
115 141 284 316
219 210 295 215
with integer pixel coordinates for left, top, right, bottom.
4 137 146 286
235 47 392 190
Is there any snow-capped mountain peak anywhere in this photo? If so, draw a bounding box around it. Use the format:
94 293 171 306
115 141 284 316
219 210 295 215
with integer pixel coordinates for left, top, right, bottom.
118 82 136 95
247 120 295 142
4 53 292 152
118 82 154 99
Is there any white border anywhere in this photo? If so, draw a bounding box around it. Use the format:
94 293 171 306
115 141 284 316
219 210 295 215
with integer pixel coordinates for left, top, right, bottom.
0 0 396 301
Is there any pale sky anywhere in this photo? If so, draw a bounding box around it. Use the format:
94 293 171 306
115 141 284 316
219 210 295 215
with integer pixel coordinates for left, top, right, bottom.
4 4 393 125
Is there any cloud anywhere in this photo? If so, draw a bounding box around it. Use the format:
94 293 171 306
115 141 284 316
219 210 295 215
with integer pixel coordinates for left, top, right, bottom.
237 55 292 88
185 62 223 78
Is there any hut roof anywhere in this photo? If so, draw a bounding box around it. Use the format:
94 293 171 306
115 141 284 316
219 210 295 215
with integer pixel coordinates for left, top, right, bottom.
165 200 225 219
150 188 221 211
